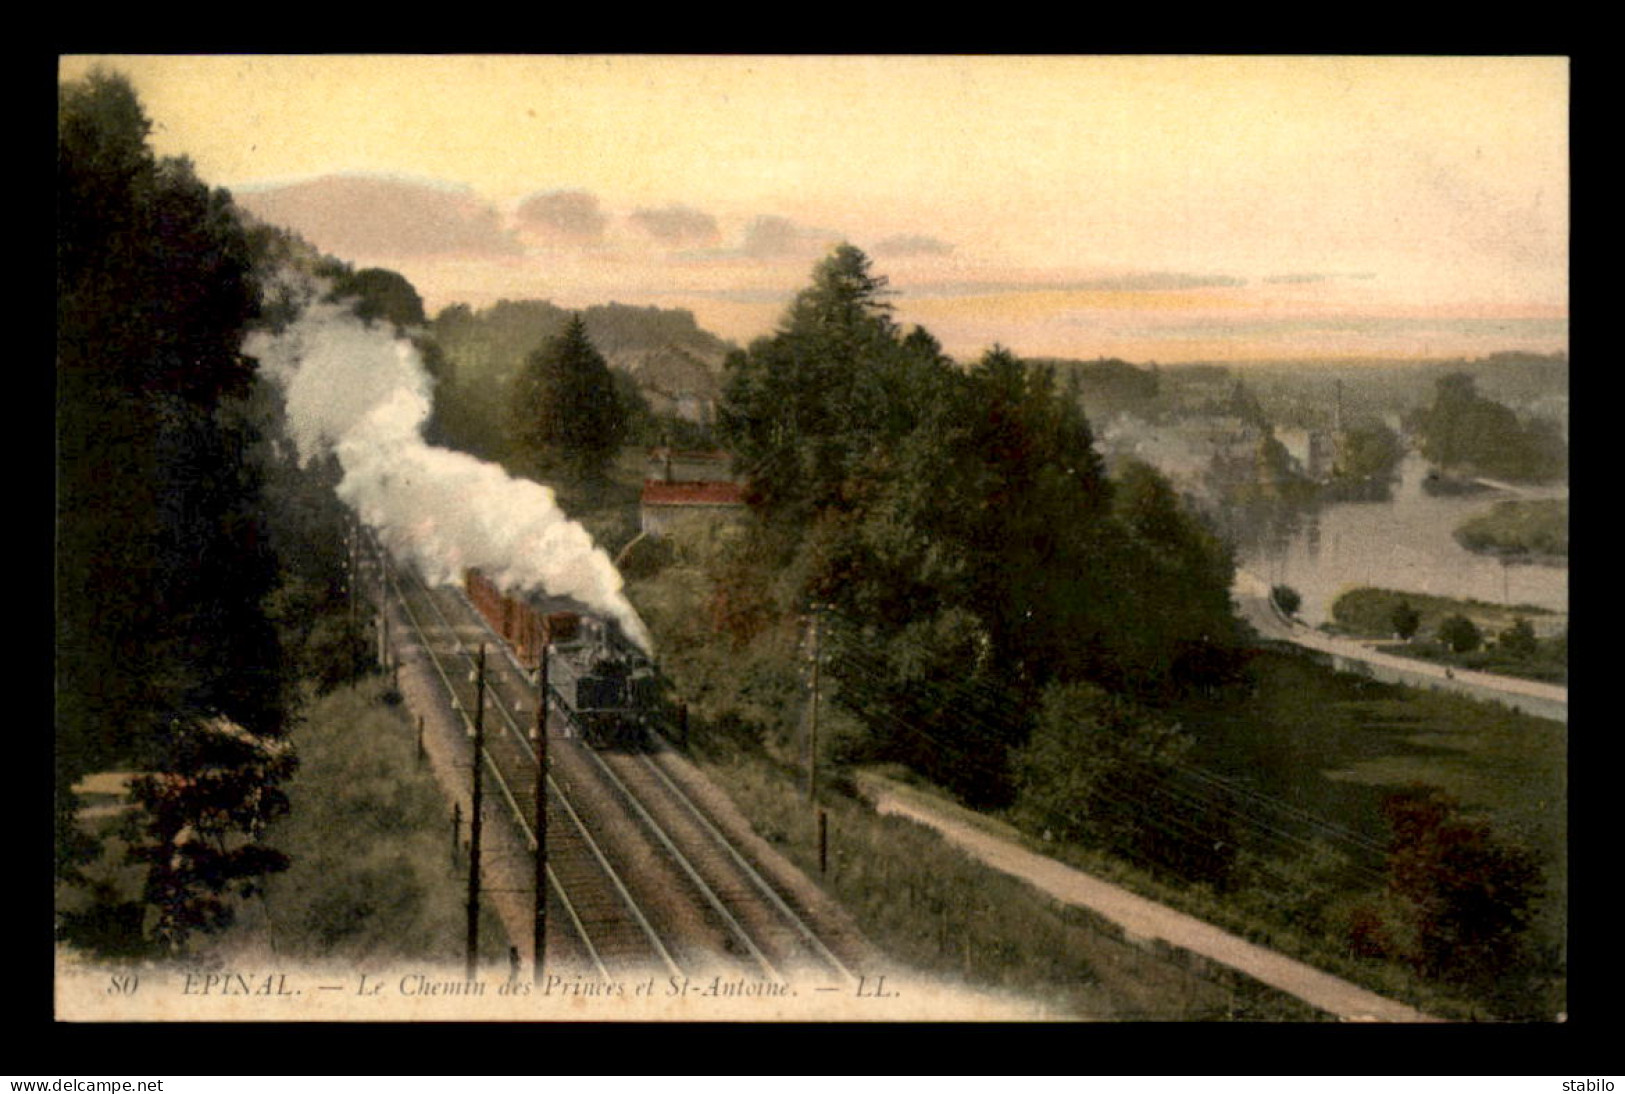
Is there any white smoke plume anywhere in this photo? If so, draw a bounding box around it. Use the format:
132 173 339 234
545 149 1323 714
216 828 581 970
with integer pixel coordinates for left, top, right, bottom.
245 280 653 652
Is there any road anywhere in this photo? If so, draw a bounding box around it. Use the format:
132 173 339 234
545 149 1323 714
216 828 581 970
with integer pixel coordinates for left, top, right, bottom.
856 774 1436 1023
1232 569 1567 723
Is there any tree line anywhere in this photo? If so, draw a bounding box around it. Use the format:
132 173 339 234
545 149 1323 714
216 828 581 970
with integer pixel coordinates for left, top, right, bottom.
1409 372 1567 483
57 71 379 954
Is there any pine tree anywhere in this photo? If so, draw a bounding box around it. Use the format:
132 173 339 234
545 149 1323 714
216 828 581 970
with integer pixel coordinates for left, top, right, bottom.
509 314 627 480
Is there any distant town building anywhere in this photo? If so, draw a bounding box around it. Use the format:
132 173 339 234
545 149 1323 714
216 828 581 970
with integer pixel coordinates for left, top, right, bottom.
1101 416 1259 483
1275 427 1335 480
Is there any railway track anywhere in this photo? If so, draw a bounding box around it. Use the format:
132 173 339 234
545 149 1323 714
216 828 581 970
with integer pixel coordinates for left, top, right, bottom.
366 531 865 988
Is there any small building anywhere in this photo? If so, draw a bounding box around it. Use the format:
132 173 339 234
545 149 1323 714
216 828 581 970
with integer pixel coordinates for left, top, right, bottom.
1275 427 1335 480
646 447 738 484
639 479 747 538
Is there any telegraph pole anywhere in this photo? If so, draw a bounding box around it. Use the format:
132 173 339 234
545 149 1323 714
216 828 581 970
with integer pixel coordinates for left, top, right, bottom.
807 608 821 804
378 565 390 671
347 517 358 625
532 636 549 986
465 645 487 980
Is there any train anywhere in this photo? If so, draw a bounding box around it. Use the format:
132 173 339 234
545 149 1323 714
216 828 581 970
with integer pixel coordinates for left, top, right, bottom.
464 568 661 750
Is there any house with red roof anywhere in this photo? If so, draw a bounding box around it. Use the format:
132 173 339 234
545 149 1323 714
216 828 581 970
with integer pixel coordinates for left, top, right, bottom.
639 478 747 537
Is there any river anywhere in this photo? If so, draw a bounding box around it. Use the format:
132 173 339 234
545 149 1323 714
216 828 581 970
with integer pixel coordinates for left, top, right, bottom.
1228 455 1569 629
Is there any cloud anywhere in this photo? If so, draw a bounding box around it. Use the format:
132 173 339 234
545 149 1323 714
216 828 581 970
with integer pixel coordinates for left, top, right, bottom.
1261 272 1379 285
234 174 523 259
741 215 841 259
900 271 1247 298
629 205 721 246
515 189 609 244
1106 315 1571 340
872 234 954 258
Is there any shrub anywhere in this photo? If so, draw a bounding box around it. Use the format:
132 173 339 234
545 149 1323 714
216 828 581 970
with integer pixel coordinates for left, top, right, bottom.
1436 614 1482 654
1391 601 1422 641
1498 617 1539 659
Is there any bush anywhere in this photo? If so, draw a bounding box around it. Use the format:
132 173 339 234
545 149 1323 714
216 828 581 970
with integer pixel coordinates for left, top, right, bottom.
1436 614 1482 654
1390 600 1422 641
1498 617 1539 659
303 614 377 695
1380 787 1545 1001
1271 584 1302 617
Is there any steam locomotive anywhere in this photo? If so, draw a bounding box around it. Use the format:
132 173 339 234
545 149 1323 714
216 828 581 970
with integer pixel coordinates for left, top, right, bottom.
464 568 660 750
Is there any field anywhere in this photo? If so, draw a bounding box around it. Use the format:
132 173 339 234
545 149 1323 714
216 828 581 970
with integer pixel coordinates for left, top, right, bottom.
1176 650 1566 1011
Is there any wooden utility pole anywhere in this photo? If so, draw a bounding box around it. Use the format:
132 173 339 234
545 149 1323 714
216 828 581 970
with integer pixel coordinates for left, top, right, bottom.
533 637 549 986
818 809 828 875
807 608 821 804
465 645 486 980
347 518 358 624
381 559 396 682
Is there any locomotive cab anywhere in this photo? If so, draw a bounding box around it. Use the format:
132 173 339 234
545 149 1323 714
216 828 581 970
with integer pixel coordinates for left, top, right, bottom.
575 652 646 750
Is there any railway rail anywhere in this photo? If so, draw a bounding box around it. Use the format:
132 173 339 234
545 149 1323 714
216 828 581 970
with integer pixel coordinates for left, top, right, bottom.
364 529 864 987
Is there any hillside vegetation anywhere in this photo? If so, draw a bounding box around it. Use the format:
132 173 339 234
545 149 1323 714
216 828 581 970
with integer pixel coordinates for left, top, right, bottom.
619 246 1565 1021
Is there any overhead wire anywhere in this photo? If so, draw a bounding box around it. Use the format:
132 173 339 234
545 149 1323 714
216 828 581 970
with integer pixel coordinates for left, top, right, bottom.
811 605 1393 890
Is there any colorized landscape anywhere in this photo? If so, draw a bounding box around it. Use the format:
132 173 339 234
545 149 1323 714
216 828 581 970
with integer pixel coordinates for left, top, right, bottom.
56 56 1567 1024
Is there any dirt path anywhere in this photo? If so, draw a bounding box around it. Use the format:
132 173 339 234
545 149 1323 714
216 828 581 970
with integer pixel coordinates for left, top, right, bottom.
857 776 1436 1023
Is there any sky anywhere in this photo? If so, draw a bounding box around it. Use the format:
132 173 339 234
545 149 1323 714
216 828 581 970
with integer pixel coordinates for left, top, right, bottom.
58 54 1570 364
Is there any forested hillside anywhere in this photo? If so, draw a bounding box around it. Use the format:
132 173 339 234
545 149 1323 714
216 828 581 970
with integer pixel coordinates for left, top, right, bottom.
57 71 385 955
430 299 732 463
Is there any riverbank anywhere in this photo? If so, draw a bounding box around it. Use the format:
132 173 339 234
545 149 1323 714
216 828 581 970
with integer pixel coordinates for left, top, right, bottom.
1329 585 1564 639
1236 454 1567 629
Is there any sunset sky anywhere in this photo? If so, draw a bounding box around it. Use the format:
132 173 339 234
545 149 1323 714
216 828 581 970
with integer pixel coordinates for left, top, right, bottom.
58 54 1569 364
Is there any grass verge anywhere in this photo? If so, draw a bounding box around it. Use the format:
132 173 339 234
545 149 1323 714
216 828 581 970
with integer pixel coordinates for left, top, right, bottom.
234 677 509 967
685 748 1323 1021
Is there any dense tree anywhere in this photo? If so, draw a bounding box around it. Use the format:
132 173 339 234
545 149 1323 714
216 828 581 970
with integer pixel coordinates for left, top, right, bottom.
57 69 294 949
1412 373 1567 482
1013 682 1235 886
1379 788 1544 995
1334 421 1405 483
1090 459 1243 697
328 266 426 329
715 245 1245 801
509 315 628 480
1037 357 1160 421
128 717 297 950
1224 379 1267 427
1498 617 1539 658
1454 499 1568 560
720 243 937 520
1391 600 1422 641
1436 614 1483 654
